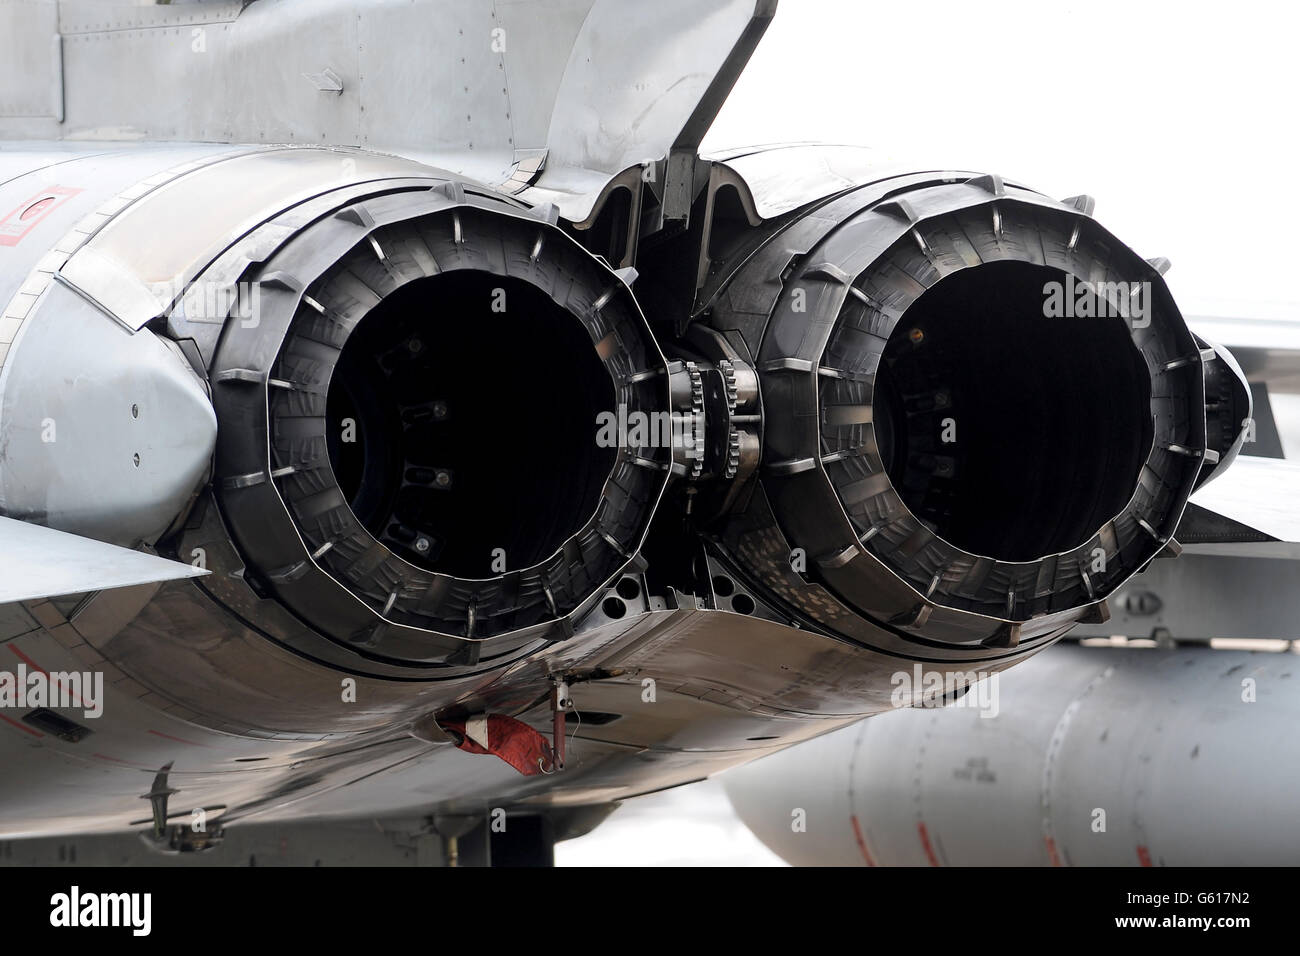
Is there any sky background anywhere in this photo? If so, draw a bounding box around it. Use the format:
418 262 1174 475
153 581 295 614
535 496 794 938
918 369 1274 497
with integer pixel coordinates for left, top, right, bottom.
560 0 1300 865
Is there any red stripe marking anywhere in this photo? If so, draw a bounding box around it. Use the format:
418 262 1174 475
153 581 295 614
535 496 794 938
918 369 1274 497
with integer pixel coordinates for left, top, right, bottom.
0 186 82 247
9 645 85 707
0 712 43 738
90 753 153 768
850 815 877 866
1136 845 1153 867
147 729 207 748
1044 835 1062 867
917 822 941 867
8 645 44 670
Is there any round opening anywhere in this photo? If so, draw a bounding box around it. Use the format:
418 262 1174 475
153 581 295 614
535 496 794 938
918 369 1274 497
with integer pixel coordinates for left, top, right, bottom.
731 593 755 615
326 272 616 577
711 575 735 598
873 261 1152 562
615 576 641 600
601 596 628 619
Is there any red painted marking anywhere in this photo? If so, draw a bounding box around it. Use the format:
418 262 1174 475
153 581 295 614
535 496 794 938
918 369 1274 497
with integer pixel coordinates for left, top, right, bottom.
147 729 206 748
917 822 941 867
0 186 82 247
9 645 84 707
850 815 877 866
20 197 55 221
1044 835 1062 867
90 753 154 769
0 712 43 738
8 645 43 671
1136 845 1153 867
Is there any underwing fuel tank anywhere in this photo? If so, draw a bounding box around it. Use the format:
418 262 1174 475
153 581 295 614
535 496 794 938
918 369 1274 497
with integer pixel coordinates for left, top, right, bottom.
723 643 1300 866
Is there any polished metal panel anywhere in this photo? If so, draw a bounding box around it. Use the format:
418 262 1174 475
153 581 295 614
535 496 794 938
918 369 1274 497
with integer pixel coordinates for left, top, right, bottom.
0 280 216 546
0 0 60 121
60 147 437 328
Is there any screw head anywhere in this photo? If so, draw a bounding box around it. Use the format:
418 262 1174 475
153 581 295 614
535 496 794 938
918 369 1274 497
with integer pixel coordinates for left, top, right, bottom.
415 537 431 554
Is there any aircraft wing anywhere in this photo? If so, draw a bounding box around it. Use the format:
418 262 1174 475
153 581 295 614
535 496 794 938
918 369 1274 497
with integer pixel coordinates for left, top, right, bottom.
1188 313 1300 393
1182 455 1300 546
0 516 207 604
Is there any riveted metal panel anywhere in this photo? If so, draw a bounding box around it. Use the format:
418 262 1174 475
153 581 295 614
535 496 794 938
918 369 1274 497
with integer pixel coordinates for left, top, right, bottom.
0 1 60 120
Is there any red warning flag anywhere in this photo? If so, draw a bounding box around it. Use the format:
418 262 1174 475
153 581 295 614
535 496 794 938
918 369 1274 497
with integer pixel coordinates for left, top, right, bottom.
440 714 555 776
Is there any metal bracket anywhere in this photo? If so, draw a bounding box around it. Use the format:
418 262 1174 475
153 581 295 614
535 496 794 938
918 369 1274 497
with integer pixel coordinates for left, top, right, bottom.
550 680 571 771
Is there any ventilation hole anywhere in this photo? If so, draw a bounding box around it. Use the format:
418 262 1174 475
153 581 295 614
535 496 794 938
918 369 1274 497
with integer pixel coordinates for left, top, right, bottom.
21 709 92 743
711 575 735 597
601 596 627 619
615 576 641 600
731 593 755 615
